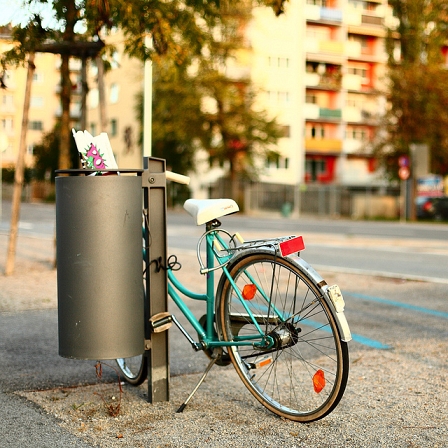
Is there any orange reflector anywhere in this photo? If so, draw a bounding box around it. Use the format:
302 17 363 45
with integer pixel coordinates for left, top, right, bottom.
250 356 272 369
257 357 272 368
242 284 257 300
313 369 325 393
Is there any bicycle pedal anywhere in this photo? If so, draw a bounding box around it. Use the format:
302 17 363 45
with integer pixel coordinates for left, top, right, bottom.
149 312 173 333
249 356 272 370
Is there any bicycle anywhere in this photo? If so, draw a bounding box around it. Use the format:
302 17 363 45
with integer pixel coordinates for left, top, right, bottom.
116 195 352 423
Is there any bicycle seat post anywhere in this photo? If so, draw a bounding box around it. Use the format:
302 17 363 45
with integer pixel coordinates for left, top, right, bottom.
204 222 218 339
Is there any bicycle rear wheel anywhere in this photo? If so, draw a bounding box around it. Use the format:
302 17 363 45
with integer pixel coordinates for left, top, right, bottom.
216 251 349 422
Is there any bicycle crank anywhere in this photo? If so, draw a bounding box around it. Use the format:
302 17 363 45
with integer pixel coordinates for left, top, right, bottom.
198 315 231 366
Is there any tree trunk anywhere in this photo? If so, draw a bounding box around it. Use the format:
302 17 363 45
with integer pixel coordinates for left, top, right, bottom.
58 53 72 170
96 55 108 132
58 0 77 170
5 52 35 276
80 56 88 133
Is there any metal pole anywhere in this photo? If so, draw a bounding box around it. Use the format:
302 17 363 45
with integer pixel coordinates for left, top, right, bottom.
0 146 2 223
142 157 169 402
400 179 407 222
0 132 8 222
143 37 153 158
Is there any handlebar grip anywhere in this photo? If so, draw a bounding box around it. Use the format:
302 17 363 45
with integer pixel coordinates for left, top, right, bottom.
166 170 190 185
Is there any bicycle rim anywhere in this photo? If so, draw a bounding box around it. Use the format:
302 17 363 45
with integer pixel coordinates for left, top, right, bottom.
116 355 147 386
217 252 349 422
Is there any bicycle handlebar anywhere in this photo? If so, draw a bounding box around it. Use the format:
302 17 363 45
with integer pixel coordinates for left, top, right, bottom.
166 170 190 185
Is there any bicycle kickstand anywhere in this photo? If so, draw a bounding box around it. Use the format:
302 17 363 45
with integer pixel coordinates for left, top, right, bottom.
176 356 218 413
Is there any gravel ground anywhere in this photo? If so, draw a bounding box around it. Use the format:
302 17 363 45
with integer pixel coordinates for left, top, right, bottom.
19 341 447 448
1 232 447 447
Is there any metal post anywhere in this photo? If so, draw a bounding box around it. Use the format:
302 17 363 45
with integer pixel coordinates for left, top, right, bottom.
142 157 170 402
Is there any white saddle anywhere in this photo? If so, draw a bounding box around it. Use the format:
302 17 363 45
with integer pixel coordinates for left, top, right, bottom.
183 199 239 225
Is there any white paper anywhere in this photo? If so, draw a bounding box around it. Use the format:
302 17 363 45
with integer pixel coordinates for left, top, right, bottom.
72 129 118 171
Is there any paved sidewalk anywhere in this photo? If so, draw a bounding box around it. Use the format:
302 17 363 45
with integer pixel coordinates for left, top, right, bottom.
0 230 94 447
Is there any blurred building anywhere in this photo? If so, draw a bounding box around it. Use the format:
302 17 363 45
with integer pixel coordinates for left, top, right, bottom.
86 30 144 169
0 25 83 170
247 0 399 188
1 1 399 193
0 26 61 167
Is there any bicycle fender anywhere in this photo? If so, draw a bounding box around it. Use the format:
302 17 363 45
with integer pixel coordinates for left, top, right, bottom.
287 255 352 343
221 249 352 343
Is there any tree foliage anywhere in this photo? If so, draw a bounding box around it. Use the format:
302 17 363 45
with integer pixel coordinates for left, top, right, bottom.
103 0 287 61
378 0 448 176
197 3 282 186
32 123 78 181
146 57 205 175
3 0 288 174
142 2 283 203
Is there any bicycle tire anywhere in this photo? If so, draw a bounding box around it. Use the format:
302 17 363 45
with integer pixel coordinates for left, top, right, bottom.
216 250 349 422
116 355 147 386
116 273 147 385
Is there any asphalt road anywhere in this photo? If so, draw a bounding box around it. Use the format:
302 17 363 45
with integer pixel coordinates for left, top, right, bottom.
167 209 448 283
2 201 448 281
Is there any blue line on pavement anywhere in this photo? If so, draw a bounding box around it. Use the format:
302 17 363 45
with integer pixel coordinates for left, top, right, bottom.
349 333 391 349
346 292 448 320
236 300 392 350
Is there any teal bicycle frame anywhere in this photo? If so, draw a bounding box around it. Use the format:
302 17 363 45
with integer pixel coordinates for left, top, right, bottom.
166 227 280 351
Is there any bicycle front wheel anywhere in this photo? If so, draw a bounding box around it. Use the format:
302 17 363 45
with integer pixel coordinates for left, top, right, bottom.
116 264 147 385
216 251 349 422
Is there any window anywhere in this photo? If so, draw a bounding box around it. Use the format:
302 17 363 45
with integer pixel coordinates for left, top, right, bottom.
268 56 290 68
345 126 368 141
110 83 120 104
308 124 325 139
307 0 327 7
1 118 13 132
278 91 290 103
110 119 118 136
32 72 44 83
30 96 44 108
111 52 120 69
266 154 291 170
89 88 99 109
306 93 318 104
346 94 366 109
3 70 14 86
347 67 367 77
347 66 369 83
281 126 291 138
29 121 43 131
306 26 330 40
2 94 14 107
306 159 327 182
267 90 290 103
348 0 366 10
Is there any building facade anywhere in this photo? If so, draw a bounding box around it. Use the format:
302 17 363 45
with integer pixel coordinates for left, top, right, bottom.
248 0 398 188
